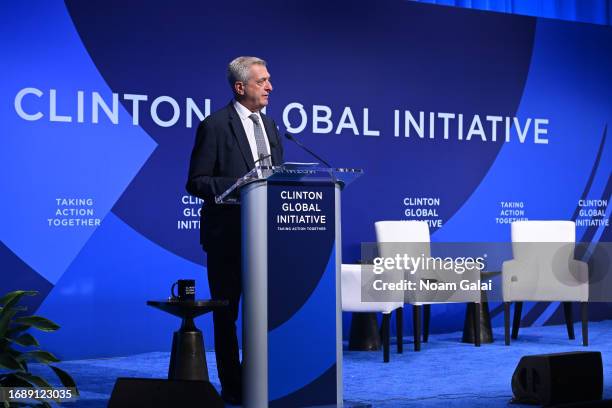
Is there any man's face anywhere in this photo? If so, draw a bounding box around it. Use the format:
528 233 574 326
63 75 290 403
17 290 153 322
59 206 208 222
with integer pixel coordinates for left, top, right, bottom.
236 64 272 112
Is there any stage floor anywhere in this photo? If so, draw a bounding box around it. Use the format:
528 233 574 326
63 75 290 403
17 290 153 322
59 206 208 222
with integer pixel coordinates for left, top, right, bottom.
30 320 612 407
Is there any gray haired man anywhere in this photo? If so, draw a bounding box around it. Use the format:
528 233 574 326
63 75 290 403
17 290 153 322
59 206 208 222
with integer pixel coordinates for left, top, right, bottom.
186 56 284 405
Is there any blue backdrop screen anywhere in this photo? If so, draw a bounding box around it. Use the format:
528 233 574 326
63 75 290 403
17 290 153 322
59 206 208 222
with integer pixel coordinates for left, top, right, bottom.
1 0 610 358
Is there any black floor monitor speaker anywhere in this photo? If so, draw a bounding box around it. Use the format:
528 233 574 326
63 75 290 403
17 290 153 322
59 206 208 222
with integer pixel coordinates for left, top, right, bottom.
511 351 603 406
108 377 224 408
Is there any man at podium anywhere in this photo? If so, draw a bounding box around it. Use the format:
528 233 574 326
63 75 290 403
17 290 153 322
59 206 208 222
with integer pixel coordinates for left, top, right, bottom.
186 56 284 405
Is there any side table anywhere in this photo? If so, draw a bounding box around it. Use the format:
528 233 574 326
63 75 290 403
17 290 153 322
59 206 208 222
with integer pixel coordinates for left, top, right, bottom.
462 272 501 344
348 312 382 351
147 299 228 380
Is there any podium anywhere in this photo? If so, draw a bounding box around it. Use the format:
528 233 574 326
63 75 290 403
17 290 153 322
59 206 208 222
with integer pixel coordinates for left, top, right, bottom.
217 163 362 407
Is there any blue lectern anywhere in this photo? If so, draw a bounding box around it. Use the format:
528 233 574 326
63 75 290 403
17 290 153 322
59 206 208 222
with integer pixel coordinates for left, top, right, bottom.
216 163 362 407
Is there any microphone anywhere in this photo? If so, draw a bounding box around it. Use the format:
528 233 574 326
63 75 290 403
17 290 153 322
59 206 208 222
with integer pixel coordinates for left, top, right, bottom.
284 133 332 168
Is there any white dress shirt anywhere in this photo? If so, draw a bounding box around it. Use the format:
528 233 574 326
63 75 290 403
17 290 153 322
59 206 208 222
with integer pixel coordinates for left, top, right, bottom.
233 100 271 164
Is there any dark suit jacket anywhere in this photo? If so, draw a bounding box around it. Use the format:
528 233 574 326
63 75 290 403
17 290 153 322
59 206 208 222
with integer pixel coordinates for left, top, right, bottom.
186 102 284 251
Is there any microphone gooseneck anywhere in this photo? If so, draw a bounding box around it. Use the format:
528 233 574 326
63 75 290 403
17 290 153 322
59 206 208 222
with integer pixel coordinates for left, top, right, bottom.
284 133 332 168
254 153 272 166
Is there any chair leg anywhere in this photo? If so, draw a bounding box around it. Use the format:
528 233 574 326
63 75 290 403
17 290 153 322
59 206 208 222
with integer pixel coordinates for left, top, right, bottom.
511 302 523 340
563 302 575 340
413 305 421 352
382 313 390 362
423 304 431 343
473 303 481 347
504 302 511 346
581 302 588 346
396 307 403 354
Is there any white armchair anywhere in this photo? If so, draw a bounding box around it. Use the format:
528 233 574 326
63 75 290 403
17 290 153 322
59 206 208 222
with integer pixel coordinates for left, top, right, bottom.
502 220 589 346
374 220 482 351
341 263 403 362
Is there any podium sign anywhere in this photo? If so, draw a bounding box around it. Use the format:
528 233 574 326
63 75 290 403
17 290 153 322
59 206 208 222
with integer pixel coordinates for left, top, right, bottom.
218 164 362 407
266 181 337 406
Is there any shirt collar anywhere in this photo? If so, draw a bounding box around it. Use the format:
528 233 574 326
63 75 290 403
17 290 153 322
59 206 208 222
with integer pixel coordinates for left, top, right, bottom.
233 100 261 121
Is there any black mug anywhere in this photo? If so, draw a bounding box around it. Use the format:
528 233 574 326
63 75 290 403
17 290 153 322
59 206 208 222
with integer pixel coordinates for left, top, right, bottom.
171 279 196 301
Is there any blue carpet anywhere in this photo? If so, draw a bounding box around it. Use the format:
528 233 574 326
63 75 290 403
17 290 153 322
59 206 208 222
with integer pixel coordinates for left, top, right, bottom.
28 320 612 407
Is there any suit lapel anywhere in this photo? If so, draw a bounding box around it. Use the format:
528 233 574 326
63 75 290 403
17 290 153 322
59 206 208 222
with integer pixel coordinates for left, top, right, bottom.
261 114 282 166
227 103 256 170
